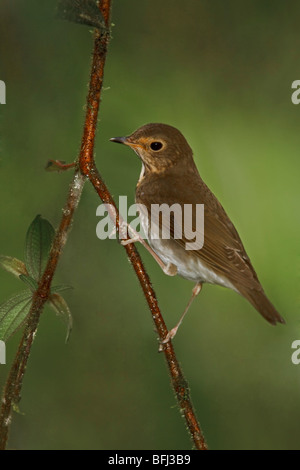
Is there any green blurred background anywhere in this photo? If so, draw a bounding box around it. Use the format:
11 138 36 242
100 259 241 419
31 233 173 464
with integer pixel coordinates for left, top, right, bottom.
0 0 299 450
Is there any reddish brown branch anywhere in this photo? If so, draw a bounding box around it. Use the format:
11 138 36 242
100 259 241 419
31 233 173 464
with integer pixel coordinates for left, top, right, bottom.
46 160 76 171
78 4 207 447
0 170 86 450
0 0 208 450
86 164 208 450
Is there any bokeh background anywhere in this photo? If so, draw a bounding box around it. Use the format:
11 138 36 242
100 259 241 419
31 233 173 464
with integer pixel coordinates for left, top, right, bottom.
0 0 299 450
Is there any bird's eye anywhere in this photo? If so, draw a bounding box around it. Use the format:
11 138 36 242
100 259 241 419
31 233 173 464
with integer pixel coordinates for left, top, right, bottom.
150 141 163 151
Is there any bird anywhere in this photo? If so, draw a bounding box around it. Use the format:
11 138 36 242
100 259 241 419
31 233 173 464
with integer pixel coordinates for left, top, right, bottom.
110 123 285 342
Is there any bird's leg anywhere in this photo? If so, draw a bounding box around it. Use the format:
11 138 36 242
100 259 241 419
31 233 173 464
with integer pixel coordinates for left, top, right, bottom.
160 282 203 348
120 222 177 276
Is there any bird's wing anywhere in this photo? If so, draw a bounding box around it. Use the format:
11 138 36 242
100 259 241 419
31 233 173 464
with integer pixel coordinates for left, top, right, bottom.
137 174 262 292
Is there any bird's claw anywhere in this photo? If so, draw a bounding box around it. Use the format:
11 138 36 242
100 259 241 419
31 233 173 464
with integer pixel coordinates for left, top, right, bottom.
121 236 140 246
158 327 178 352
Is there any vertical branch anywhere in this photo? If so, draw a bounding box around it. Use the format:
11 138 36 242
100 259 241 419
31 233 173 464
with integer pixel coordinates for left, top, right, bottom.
0 0 208 450
77 3 208 451
0 170 86 451
0 0 112 450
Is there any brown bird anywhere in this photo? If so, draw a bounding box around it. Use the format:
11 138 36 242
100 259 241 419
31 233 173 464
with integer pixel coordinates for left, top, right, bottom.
111 123 285 342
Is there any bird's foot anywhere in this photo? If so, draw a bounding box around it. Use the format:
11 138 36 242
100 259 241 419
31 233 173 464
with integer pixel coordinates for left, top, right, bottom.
158 282 203 352
158 327 178 352
120 224 178 277
121 236 140 245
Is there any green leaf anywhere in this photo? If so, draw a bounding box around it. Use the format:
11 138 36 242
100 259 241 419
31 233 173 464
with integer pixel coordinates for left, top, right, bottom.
56 0 106 30
51 285 73 294
19 274 39 291
0 255 28 278
0 290 33 341
24 215 55 282
49 293 73 342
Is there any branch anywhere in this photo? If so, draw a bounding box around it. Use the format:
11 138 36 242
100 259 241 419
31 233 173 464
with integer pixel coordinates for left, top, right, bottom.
78 4 208 452
0 0 208 450
0 0 111 449
0 166 86 451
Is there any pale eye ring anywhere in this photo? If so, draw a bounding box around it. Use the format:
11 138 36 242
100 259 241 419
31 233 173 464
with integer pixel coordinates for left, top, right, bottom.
150 141 163 151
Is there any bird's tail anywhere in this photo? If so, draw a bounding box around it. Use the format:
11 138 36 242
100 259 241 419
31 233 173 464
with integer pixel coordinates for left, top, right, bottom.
240 288 285 325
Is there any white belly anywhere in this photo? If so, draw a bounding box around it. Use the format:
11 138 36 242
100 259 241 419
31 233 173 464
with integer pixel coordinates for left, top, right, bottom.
138 207 237 291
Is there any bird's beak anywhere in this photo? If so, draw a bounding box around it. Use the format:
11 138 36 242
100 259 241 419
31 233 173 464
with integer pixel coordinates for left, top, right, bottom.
110 136 129 145
110 136 142 155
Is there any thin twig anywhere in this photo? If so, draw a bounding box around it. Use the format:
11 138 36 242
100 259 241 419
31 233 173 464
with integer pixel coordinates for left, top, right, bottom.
0 0 208 450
